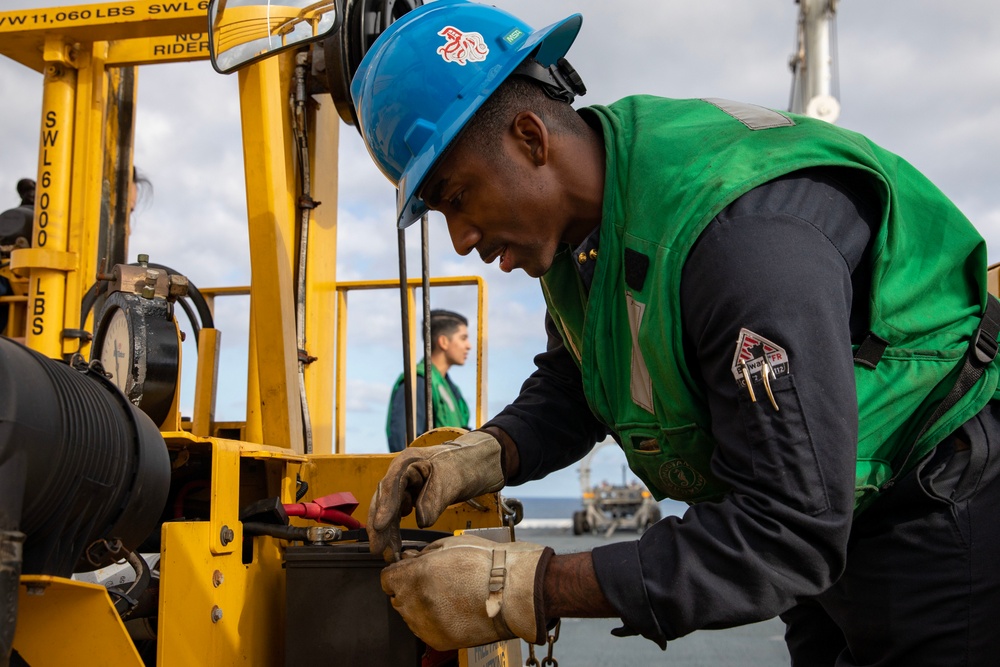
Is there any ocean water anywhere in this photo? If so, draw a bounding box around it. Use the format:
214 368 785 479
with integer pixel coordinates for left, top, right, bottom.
504 497 791 665
510 495 689 528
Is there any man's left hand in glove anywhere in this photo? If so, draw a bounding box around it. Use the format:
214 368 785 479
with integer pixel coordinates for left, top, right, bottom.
381 535 555 651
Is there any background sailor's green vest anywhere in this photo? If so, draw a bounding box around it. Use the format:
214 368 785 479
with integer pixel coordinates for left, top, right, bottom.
385 359 469 440
541 96 998 511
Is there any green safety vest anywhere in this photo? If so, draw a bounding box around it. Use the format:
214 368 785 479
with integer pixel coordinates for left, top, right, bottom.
540 96 998 511
385 359 470 440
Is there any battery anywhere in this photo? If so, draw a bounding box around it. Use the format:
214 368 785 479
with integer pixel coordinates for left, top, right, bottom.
284 537 437 666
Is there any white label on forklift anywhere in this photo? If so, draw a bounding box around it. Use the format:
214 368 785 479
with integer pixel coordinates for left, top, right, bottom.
465 640 522 667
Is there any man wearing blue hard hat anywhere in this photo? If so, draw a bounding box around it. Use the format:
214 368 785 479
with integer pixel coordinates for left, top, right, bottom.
352 0 1000 662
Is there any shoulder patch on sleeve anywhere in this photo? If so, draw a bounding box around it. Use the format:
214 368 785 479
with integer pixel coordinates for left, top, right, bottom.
731 328 790 387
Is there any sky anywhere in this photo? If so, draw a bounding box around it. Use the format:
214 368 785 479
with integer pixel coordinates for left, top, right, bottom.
2 0 1000 498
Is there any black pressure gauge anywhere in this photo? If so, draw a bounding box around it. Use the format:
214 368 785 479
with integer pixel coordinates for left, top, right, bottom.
92 290 180 426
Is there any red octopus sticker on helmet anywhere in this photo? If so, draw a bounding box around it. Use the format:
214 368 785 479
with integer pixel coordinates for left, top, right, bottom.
437 26 489 66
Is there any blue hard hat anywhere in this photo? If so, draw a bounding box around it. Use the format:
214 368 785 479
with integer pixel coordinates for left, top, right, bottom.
350 0 582 228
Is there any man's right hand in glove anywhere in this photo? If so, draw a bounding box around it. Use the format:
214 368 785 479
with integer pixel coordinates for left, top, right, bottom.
367 430 505 562
381 535 554 651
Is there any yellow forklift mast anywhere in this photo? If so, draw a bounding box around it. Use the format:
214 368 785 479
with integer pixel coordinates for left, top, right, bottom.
0 2 517 665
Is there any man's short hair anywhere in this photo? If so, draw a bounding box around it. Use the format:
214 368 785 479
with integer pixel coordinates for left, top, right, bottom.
459 74 586 156
426 309 468 351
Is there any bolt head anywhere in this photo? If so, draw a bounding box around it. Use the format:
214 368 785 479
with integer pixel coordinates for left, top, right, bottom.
168 274 190 298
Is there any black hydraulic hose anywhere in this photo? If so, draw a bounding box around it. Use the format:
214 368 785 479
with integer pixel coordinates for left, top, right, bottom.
242 522 311 542
397 219 415 445
79 279 107 330
79 262 215 343
175 296 201 345
146 263 214 329
109 549 151 618
292 53 314 454
421 213 432 429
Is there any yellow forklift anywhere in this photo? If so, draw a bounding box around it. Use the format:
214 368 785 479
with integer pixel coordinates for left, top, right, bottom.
0 1 519 665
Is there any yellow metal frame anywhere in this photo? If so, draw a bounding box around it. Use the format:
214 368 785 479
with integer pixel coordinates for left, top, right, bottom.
14 576 145 666
0 2 206 73
0 284 29 341
153 433 305 666
303 92 340 457
333 275 489 454
21 53 76 358
239 54 305 452
2 2 505 665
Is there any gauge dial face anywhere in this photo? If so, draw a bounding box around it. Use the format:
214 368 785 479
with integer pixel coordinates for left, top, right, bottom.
92 290 180 425
99 308 132 393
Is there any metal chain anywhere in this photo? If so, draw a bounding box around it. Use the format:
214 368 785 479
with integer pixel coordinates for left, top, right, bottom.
85 537 124 567
499 496 525 527
69 353 112 379
525 619 560 667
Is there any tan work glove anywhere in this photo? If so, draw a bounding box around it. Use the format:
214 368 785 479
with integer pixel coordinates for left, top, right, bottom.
367 431 504 562
381 535 554 651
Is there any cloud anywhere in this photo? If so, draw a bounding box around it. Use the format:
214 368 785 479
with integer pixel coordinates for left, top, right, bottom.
345 377 391 413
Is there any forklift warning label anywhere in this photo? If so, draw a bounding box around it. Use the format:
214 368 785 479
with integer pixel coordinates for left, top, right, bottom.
467 641 518 667
0 2 208 29
151 33 209 57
